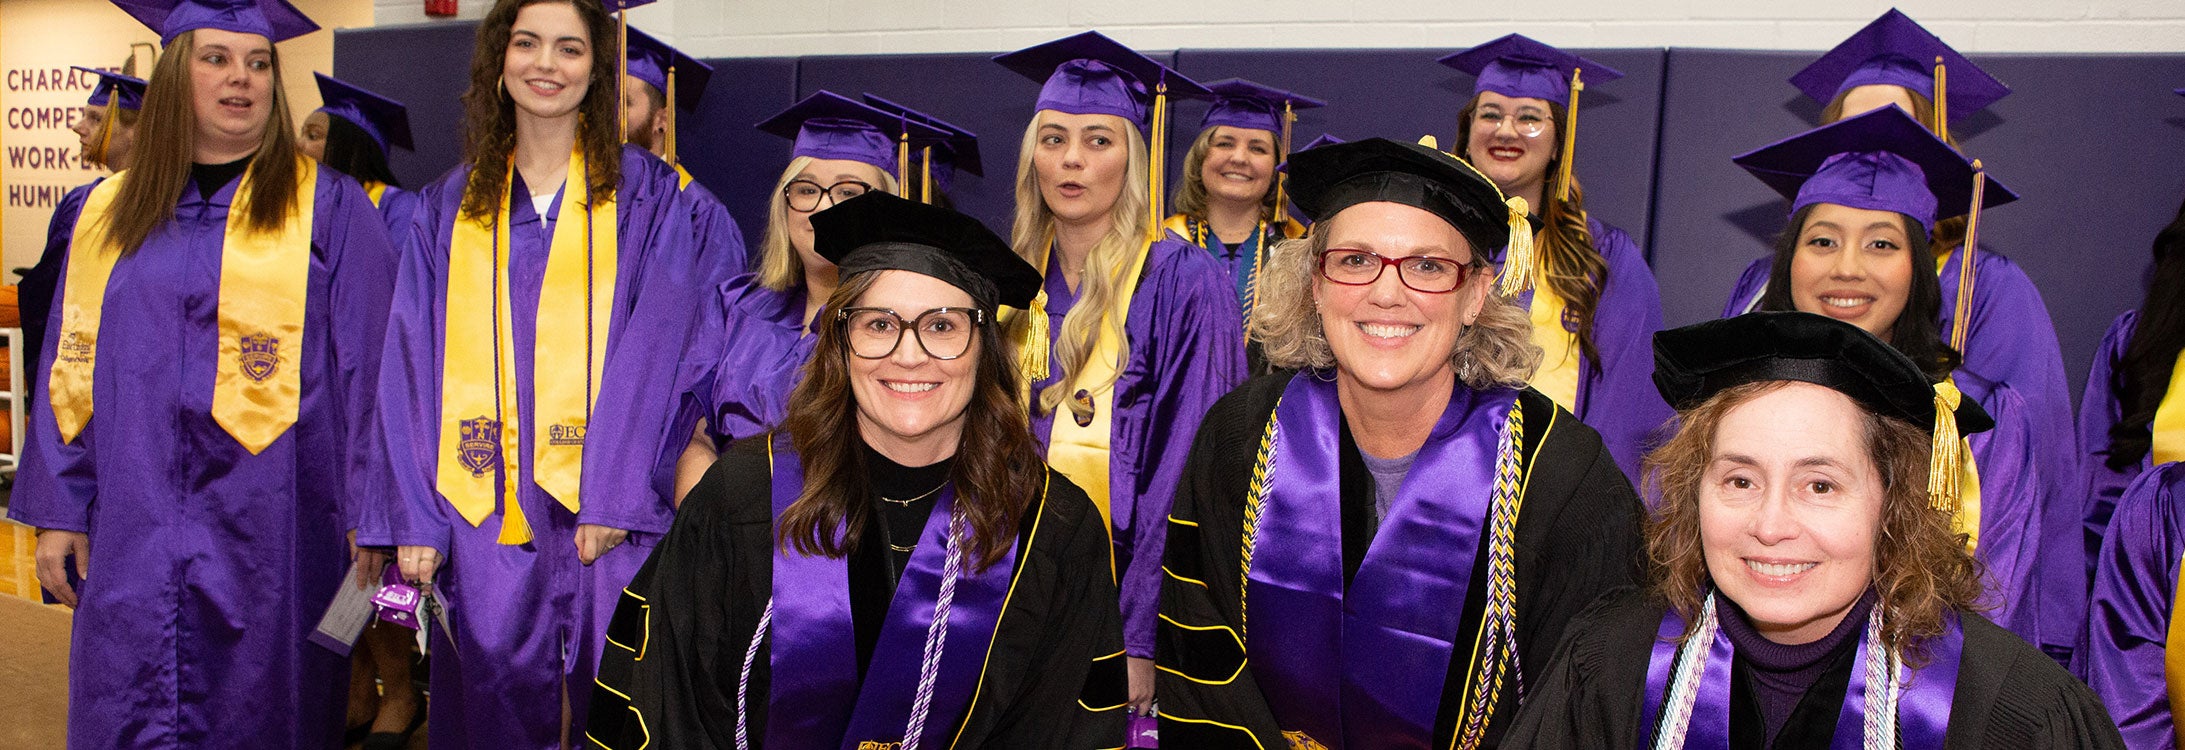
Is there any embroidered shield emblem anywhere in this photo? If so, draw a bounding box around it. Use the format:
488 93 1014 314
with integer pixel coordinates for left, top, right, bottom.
239 333 281 382
459 416 501 476
1281 730 1329 750
1072 388 1096 427
546 420 586 447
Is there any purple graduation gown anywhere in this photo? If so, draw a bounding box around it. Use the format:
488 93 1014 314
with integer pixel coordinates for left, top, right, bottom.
2079 311 2146 562
694 275 813 448
374 183 424 242
8 165 399 748
362 145 730 749
1512 217 1670 482
1722 248 2083 661
1030 237 1247 659
2084 460 2185 748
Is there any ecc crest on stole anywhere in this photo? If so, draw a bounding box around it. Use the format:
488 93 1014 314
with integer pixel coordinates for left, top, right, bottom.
239 332 281 382
459 416 502 476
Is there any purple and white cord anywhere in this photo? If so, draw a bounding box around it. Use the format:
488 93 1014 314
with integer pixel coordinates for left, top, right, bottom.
737 600 774 750
901 508 967 750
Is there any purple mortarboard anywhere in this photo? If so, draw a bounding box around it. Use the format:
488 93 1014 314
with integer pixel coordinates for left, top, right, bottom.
2176 87 2185 97
624 25 711 112
1196 78 1325 135
1733 105 2015 232
1437 34 1622 106
756 91 948 179
75 66 147 111
313 73 412 153
862 94 982 200
993 31 1208 130
1295 134 1344 152
110 0 318 45
1790 9 2009 125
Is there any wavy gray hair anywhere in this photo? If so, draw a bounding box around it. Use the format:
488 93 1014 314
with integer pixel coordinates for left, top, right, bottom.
1252 227 1541 390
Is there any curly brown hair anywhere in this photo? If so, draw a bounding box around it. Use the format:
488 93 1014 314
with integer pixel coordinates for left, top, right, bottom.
1643 380 1985 661
775 273 1042 572
457 0 622 221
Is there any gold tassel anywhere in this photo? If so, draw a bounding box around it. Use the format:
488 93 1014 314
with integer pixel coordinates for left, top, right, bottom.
1949 159 1985 353
663 65 677 167
896 131 911 191
1556 68 1582 203
617 10 629 140
1147 81 1169 245
1928 381 1963 512
1932 55 1948 134
920 145 934 205
1273 99 1294 224
1018 294 1051 407
1495 196 1535 297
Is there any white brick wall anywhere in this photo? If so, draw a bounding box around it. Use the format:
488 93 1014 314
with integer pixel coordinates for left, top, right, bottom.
373 0 2185 55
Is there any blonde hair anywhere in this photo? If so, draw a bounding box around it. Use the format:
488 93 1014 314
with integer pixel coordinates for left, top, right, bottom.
1007 112 1154 417
754 155 901 292
1169 125 1278 223
1252 229 1541 391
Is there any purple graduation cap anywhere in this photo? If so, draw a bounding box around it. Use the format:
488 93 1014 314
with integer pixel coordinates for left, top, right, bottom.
1437 33 1622 107
1732 105 2015 232
110 0 319 44
313 73 412 153
993 30 1208 131
75 66 147 111
862 94 981 200
1196 78 1326 136
1789 9 2009 125
755 90 949 180
624 25 712 112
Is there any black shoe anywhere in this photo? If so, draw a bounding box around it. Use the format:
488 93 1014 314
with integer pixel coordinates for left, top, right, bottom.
360 709 425 750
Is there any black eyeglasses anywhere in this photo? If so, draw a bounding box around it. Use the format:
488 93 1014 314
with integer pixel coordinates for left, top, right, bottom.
837 306 986 360
783 179 874 213
1317 248 1475 293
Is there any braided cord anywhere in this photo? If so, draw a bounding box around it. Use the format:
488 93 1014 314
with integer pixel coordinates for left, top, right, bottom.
1238 399 1282 642
901 507 968 750
1652 595 1721 750
1858 604 1899 750
737 599 775 750
1455 404 1526 750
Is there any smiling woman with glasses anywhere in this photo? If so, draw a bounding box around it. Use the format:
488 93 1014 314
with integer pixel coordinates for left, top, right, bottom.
1158 137 1645 750
589 192 1128 749
658 93 920 506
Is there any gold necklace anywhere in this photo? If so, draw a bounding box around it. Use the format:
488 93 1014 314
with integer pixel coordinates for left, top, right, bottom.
880 482 947 507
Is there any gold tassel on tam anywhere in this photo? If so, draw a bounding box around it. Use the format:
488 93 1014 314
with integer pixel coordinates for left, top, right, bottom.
1146 80 1170 245
1928 381 1964 512
1949 159 1986 352
1555 68 1583 203
1495 196 1535 297
663 65 678 167
1017 295 1051 403
896 132 911 190
1932 56 1949 135
920 145 934 205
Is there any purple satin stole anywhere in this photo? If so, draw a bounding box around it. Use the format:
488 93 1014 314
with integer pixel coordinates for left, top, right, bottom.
765 442 1023 750
1245 373 1516 749
1636 595 1964 749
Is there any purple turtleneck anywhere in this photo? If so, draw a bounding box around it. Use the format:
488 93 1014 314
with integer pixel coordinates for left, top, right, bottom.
1720 591 1878 746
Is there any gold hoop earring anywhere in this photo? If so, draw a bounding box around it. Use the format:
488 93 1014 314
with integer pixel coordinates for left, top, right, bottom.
497 74 509 100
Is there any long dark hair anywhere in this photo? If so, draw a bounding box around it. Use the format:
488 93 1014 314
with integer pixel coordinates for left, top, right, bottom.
102 30 302 256
776 273 1043 572
1758 204 1961 381
1457 95 1609 369
457 0 621 221
320 114 400 187
2105 196 2185 470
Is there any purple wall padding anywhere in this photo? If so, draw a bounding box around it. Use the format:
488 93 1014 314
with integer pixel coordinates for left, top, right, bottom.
1648 48 2185 394
682 56 800 253
332 22 480 192
1172 48 1667 255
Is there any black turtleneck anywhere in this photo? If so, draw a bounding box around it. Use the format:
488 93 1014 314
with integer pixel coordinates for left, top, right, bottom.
1721 591 1878 748
192 154 253 200
862 444 955 585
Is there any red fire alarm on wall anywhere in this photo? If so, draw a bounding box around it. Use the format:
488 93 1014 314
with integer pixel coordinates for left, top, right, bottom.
426 0 458 17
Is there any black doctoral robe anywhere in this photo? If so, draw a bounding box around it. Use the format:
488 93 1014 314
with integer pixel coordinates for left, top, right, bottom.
1501 590 2128 749
1157 372 1647 748
585 439 1129 749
